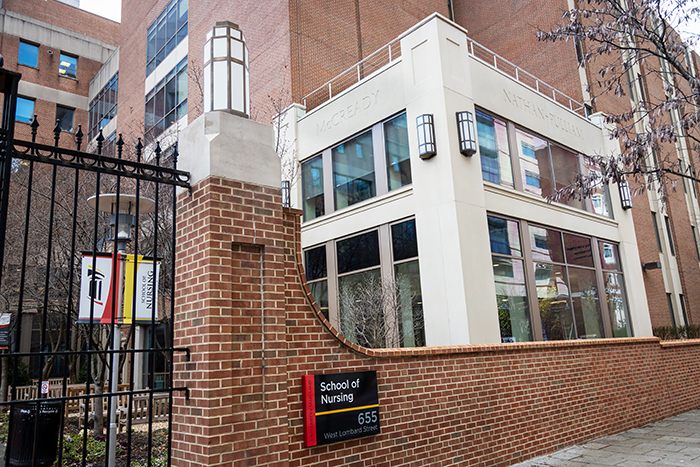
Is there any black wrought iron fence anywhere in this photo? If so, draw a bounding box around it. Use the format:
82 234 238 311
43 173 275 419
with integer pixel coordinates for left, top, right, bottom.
0 69 190 467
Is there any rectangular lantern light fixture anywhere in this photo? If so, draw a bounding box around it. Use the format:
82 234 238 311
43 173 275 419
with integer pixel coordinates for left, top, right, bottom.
619 178 632 210
416 114 436 159
456 111 477 156
203 21 250 117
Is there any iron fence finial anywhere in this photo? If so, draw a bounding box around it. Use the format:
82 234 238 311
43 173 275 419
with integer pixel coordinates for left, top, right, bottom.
75 125 83 151
30 116 39 142
96 129 104 155
155 141 162 165
116 134 124 159
136 138 143 163
53 119 61 146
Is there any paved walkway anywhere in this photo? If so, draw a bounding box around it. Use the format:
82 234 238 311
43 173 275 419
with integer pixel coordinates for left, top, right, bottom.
511 409 700 466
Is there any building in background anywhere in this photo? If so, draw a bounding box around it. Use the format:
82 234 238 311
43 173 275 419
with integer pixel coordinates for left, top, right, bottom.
291 14 651 346
454 0 700 331
0 0 118 145
9 0 698 345
0 0 119 376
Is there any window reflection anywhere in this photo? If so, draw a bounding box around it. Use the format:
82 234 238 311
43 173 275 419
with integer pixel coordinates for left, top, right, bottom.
394 260 425 347
391 219 418 261
333 131 376 210
516 129 553 198
302 156 324 221
339 269 383 348
529 226 564 263
563 234 594 268
605 273 631 337
309 281 329 320
582 158 612 217
385 113 411 191
550 145 584 210
305 246 329 320
488 217 522 257
493 257 532 343
536 263 574 340
569 267 603 338
476 110 513 187
336 230 380 274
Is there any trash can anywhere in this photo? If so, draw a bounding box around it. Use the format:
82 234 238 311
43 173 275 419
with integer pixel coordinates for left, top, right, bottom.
8 401 62 467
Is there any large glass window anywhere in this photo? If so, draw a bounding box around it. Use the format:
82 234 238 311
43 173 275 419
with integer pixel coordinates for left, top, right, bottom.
476 110 513 187
301 112 411 222
302 156 324 221
516 128 553 198
598 241 632 337
488 217 532 343
305 246 329 320
489 215 631 342
337 230 382 347
476 109 612 218
146 0 188 76
145 58 187 143
88 73 118 141
534 227 604 340
385 113 411 190
59 53 77 79
56 105 74 132
16 97 35 124
304 218 424 349
333 130 375 210
18 41 39 68
391 219 424 347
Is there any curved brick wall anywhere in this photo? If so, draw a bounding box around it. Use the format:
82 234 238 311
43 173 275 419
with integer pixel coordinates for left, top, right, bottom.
173 175 700 467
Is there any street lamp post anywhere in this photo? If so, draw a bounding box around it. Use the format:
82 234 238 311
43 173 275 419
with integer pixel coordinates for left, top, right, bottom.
87 193 155 467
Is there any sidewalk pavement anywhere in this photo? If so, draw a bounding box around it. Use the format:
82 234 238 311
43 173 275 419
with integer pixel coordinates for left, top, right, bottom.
510 409 700 466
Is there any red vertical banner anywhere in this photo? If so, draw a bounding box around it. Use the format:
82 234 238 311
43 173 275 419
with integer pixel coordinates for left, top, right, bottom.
302 375 317 447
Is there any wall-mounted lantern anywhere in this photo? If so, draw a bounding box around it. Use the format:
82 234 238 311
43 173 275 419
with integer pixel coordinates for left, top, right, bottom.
456 111 477 156
619 178 632 210
416 114 436 159
642 261 662 270
203 21 250 117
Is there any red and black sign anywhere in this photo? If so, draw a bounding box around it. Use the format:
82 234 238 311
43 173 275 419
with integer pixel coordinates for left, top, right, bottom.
0 313 9 350
302 370 380 447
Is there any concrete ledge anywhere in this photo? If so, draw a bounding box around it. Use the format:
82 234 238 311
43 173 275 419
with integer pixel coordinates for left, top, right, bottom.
178 111 282 189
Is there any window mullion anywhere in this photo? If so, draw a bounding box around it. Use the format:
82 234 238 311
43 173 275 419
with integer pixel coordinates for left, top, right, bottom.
508 122 524 192
323 148 333 216
591 238 613 338
326 241 339 328
520 219 543 341
373 122 388 196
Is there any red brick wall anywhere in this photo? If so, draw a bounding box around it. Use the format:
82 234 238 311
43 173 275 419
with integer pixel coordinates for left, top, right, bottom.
119 0 292 135
289 0 449 103
0 0 118 146
174 173 700 467
453 0 584 104
1 0 120 46
172 176 290 467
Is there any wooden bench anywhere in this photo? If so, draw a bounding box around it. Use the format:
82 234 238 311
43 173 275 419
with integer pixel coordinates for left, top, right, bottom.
118 394 169 432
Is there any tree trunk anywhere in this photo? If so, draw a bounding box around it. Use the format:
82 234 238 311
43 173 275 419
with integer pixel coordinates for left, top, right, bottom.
92 353 106 437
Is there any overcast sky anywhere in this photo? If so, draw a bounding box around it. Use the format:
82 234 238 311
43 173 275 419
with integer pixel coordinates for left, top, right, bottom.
80 0 121 22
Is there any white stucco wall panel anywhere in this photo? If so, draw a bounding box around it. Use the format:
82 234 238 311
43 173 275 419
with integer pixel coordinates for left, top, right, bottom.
297 63 405 160
470 60 606 157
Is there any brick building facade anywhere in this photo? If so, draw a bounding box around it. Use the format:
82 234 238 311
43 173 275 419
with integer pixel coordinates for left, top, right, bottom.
455 0 700 329
0 0 119 145
172 97 700 467
112 0 700 331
